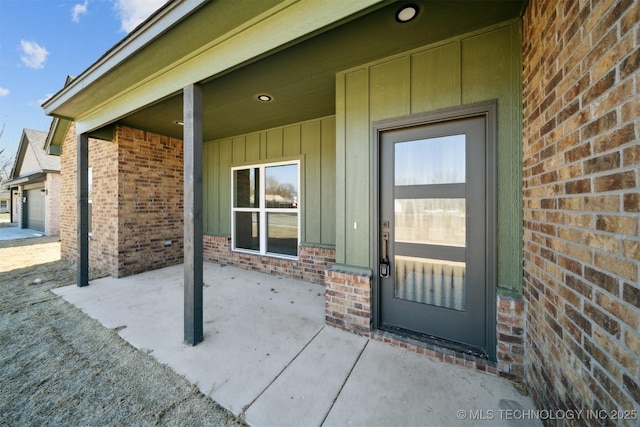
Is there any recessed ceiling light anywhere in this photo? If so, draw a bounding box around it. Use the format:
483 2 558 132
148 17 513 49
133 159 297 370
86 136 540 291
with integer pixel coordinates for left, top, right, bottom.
257 94 272 102
395 4 419 23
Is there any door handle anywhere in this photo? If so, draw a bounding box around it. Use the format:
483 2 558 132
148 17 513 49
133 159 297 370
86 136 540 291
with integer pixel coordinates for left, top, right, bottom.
380 232 390 278
381 232 389 262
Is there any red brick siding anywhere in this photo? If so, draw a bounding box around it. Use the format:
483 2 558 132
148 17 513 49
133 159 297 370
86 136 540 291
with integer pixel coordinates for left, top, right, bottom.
115 126 184 277
324 268 371 336
89 134 119 276
60 125 184 277
497 296 525 380
523 0 639 420
59 125 75 265
203 235 335 285
60 125 123 275
45 173 61 236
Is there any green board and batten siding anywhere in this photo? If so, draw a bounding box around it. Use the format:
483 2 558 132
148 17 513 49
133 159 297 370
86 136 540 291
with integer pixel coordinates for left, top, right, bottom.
335 20 523 295
203 116 336 247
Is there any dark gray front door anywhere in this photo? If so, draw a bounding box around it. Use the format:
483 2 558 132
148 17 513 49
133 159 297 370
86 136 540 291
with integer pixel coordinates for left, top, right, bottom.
379 115 488 351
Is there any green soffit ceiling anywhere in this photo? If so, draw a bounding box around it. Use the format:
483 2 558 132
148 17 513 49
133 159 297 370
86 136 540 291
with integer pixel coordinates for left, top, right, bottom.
46 0 528 143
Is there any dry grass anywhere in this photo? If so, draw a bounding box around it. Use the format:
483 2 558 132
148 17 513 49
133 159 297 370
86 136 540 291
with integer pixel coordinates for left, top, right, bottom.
0 237 242 426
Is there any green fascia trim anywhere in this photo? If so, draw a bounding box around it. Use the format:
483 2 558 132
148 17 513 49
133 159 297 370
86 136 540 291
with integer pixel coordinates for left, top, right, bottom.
73 0 384 135
328 264 372 277
88 124 116 142
44 118 70 156
47 145 62 156
497 288 524 300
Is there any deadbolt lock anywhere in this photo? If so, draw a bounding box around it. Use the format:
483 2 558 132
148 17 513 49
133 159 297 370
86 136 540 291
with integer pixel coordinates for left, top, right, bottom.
379 260 390 278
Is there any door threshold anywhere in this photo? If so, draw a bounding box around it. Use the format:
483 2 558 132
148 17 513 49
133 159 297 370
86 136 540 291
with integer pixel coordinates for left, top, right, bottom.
377 325 490 361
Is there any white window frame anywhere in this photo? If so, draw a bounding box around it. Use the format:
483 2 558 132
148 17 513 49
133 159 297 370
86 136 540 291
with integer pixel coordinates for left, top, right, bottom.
231 160 300 259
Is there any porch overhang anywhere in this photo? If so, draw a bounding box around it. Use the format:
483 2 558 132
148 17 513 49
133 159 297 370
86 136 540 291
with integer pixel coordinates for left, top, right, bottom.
42 0 387 136
42 1 528 140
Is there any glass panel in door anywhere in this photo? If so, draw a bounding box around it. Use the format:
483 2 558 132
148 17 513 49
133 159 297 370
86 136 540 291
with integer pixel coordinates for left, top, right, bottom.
394 135 466 311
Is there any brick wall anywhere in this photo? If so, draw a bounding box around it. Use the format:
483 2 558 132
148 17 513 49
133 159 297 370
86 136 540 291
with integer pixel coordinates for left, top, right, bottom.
115 126 184 277
60 125 184 277
523 0 639 421
89 132 119 275
325 268 371 336
497 296 525 380
203 235 335 285
60 124 119 275
60 124 78 265
45 173 61 236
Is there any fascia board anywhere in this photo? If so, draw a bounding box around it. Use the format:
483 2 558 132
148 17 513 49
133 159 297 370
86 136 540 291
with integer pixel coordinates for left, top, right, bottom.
43 0 207 115
4 172 46 186
72 0 384 135
44 117 71 155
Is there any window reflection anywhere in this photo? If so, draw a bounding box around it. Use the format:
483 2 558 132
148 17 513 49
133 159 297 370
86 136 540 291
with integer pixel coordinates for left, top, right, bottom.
265 164 298 208
267 213 298 256
395 135 465 185
395 198 465 246
234 168 258 208
234 212 259 251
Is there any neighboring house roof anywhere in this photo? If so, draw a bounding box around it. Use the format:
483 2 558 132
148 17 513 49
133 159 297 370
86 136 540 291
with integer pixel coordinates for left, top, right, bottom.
4 128 60 188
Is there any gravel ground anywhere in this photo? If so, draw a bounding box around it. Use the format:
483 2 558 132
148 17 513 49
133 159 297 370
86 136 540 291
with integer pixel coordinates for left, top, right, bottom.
0 237 242 426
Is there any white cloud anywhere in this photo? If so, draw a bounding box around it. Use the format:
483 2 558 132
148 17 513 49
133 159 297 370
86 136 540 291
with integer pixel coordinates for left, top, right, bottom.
114 0 167 33
20 40 49 69
0 87 9 97
72 0 89 23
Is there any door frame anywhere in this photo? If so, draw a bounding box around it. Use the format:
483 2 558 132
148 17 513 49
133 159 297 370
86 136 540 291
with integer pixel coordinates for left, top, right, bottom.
370 100 498 361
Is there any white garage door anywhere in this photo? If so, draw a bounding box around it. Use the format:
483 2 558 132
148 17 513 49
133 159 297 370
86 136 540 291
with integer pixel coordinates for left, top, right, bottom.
25 188 45 232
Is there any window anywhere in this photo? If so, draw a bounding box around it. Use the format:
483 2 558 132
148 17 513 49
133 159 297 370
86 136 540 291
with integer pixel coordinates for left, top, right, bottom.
232 161 299 258
0 200 6 209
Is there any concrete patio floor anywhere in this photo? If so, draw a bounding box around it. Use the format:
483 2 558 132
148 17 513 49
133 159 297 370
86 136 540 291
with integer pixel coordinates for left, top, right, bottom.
0 223 45 240
54 262 540 427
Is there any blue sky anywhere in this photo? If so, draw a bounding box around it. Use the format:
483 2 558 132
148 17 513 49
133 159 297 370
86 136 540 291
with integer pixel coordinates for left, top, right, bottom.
0 0 166 159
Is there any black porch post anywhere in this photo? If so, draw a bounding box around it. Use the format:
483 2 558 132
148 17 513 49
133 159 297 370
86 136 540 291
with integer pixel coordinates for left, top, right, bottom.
77 132 89 287
183 84 204 345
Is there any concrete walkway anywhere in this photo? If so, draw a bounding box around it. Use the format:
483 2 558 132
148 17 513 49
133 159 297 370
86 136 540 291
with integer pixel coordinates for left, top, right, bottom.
0 223 45 240
54 263 540 427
